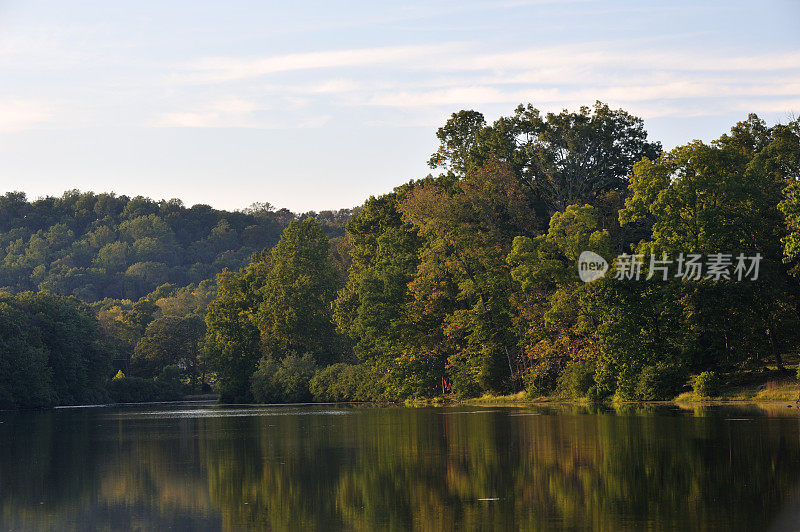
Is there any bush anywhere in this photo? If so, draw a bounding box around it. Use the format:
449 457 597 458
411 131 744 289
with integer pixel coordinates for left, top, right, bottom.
251 357 281 403
448 354 482 399
107 376 184 403
310 363 383 402
156 364 186 397
693 371 721 397
274 354 318 402
634 363 688 401
523 360 560 398
251 353 318 403
586 385 607 403
159 365 183 384
310 363 351 402
557 361 595 398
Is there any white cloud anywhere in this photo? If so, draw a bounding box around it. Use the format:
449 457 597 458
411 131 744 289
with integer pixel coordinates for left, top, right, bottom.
181 43 465 83
152 98 330 129
163 41 799 123
153 98 261 128
0 100 53 132
181 43 800 83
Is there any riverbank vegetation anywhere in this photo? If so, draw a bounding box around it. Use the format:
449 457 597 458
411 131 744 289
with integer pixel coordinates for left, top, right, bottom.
1 102 799 409
204 103 800 406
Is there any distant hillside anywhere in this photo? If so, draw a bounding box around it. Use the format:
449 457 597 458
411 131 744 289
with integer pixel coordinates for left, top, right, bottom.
0 190 351 301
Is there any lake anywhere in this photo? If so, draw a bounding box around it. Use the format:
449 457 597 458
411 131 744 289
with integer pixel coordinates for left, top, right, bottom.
1 402 800 530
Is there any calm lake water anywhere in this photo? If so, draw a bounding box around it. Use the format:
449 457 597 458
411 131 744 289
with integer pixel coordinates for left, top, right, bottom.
2 402 800 531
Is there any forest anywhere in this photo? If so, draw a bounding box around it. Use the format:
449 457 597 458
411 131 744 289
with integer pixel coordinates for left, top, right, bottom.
2 101 799 409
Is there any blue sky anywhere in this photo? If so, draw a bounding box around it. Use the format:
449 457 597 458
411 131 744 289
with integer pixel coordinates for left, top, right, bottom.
0 0 798 212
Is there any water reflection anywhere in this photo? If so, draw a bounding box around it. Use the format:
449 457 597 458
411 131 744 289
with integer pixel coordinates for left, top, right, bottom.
1 403 799 530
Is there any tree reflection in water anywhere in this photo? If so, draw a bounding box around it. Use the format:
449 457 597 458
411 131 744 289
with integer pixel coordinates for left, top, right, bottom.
1 403 799 531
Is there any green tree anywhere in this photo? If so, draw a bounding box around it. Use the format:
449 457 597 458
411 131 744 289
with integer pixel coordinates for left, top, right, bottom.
400 160 538 395
429 101 661 215
132 314 205 389
0 297 52 408
615 115 798 376
204 251 271 403
507 204 611 395
256 218 342 365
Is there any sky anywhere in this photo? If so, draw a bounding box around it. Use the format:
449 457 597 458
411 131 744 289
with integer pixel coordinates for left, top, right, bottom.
0 0 798 213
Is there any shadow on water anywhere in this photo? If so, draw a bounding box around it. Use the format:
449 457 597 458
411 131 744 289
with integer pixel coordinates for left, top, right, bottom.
1 403 800 530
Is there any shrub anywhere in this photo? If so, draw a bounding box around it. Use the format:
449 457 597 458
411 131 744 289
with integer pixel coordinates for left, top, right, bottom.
251 353 318 403
448 354 482 399
274 354 317 402
557 361 595 398
585 385 607 403
523 360 560 398
310 363 353 402
635 363 688 401
107 376 184 403
693 371 721 397
251 357 281 403
158 365 183 384
156 364 186 397
310 363 383 402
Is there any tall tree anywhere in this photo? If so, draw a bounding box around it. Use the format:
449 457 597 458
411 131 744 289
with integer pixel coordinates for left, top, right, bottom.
617 116 798 372
400 160 538 394
429 101 661 217
204 251 270 402
256 218 343 365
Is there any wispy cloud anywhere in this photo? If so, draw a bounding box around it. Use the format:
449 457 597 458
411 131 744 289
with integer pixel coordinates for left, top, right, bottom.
180 44 465 83
168 41 800 123
180 44 800 81
0 100 53 132
152 98 330 129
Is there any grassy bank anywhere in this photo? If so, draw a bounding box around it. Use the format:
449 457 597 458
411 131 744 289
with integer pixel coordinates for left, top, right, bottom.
437 371 800 407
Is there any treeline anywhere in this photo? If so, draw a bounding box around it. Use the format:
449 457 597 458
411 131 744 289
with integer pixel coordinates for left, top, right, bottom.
0 191 350 302
205 102 800 403
0 192 351 408
0 291 108 408
2 101 800 408
0 283 212 408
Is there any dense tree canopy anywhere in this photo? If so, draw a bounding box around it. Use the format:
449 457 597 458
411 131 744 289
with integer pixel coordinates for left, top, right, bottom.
2 103 799 408
0 191 349 302
200 105 800 404
0 291 111 408
204 218 343 402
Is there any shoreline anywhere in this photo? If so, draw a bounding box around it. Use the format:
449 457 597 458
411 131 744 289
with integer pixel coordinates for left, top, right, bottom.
6 384 800 412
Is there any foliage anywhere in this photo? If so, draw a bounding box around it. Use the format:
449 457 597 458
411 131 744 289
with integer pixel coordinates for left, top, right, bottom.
205 218 345 403
634 364 688 401
309 363 383 402
257 218 343 364
557 360 596 398
3 104 799 407
0 191 351 303
0 291 111 409
693 371 721 398
399 160 537 395
428 101 661 214
203 252 269 403
616 115 799 374
106 375 184 403
207 107 798 404
132 315 205 385
523 360 560 398
251 353 318 403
